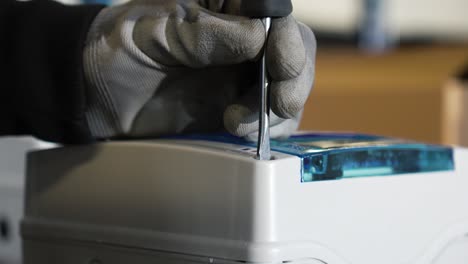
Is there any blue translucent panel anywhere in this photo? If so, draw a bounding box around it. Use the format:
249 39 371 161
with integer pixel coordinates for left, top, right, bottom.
300 145 453 182
166 133 454 182
270 134 454 182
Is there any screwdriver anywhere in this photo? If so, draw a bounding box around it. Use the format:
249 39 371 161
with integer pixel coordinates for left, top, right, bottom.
240 0 293 160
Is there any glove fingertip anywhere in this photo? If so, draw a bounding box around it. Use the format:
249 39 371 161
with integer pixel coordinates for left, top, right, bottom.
245 132 259 142
223 104 257 137
271 86 304 119
271 103 300 119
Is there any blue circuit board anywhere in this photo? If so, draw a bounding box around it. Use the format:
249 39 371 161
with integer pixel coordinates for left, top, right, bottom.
167 133 454 182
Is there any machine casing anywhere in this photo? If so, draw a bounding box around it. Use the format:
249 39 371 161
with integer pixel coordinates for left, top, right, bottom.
0 137 55 264
21 139 468 264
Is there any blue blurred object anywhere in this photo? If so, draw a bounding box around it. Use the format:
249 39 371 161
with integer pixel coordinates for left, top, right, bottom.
360 0 394 53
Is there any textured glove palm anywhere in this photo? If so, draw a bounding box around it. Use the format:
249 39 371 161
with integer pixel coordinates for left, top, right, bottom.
84 0 316 139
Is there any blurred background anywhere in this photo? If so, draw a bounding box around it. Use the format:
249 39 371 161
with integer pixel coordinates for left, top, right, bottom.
69 0 468 145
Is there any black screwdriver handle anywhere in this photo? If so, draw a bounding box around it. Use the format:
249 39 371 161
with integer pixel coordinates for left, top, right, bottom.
240 0 293 18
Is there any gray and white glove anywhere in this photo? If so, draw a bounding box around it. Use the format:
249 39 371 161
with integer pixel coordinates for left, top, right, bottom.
84 0 316 140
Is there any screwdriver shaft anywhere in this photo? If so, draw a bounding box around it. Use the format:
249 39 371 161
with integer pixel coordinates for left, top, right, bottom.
256 17 272 161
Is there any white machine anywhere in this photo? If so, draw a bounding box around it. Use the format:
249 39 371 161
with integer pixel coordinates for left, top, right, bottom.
0 137 55 264
19 133 468 264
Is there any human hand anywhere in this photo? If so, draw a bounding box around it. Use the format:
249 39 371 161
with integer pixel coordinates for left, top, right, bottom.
83 0 316 140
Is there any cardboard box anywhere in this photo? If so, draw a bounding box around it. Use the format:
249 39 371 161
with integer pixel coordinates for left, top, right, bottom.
442 78 468 146
300 45 468 144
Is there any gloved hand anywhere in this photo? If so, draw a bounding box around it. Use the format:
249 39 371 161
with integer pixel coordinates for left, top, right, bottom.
83 0 316 140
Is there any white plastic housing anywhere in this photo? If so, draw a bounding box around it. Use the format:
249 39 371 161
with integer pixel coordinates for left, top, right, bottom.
0 137 55 264
21 140 468 264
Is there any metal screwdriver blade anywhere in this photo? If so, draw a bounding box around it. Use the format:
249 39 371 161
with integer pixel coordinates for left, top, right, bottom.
256 17 272 161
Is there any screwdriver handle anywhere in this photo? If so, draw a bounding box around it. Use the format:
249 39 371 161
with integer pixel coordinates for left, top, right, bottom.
240 0 293 18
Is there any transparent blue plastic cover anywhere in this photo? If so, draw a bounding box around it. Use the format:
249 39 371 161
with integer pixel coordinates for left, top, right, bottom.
168 133 454 182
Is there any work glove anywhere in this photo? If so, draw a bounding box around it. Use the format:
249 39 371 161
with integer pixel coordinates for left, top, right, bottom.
84 0 316 140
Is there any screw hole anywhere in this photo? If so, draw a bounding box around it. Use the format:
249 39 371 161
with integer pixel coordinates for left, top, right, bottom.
0 217 10 241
